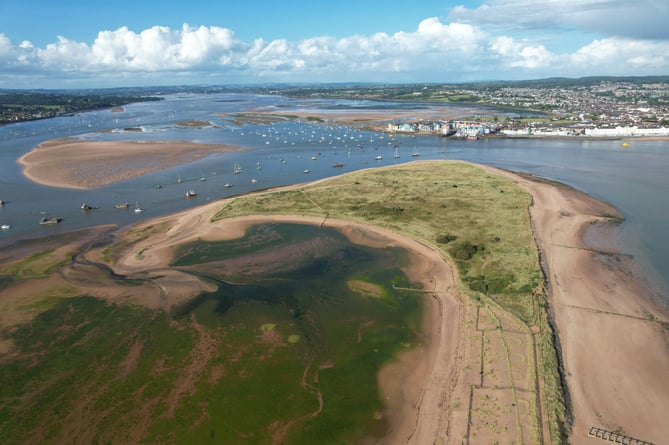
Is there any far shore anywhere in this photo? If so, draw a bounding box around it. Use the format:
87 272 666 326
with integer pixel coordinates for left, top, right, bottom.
18 137 243 190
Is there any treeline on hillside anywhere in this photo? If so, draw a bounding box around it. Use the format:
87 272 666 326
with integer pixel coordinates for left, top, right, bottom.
0 91 163 124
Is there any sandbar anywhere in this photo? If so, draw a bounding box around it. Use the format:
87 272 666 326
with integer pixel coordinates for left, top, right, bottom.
18 137 243 189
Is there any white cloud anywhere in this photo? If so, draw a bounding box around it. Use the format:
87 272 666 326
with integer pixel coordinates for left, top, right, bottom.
490 36 555 69
570 38 669 73
0 9 668 88
449 0 669 40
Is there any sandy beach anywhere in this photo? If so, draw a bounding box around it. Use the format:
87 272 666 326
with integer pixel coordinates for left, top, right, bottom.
18 137 242 189
486 166 669 444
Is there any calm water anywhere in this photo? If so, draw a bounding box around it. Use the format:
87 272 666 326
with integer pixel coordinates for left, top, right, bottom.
1 92 667 300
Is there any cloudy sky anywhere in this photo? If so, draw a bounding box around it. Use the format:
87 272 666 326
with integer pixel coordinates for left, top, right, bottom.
1 0 668 88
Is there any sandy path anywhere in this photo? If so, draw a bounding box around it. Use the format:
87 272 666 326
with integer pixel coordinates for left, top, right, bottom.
484 165 669 444
18 137 242 189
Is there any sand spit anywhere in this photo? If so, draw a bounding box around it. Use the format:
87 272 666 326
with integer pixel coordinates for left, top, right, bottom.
6 158 667 443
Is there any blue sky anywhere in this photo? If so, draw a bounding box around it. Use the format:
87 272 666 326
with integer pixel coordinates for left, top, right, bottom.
0 0 668 88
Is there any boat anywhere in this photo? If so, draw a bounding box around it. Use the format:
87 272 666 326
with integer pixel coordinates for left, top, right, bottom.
622 142 630 147
393 146 400 158
39 216 61 225
224 183 233 188
311 156 318 160
134 202 143 214
80 203 97 211
304 169 310 174
115 202 129 209
411 147 420 157
250 178 258 184
332 163 344 168
375 155 383 160
177 175 182 183
233 163 242 174
1 224 9 230
200 177 207 182
185 189 197 198
0 200 4 206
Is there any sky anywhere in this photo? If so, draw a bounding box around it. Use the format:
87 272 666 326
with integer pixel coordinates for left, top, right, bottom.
0 0 668 89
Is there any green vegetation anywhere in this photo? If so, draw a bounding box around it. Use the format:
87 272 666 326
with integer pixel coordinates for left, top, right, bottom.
5 248 72 280
212 161 566 443
215 162 540 321
0 223 421 444
0 91 162 124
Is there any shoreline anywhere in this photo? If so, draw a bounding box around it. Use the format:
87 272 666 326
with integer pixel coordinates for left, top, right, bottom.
18 137 244 189
484 164 669 444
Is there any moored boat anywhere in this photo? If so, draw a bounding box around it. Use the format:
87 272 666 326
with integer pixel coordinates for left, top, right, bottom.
39 216 61 225
1 224 10 230
185 189 197 198
115 202 129 209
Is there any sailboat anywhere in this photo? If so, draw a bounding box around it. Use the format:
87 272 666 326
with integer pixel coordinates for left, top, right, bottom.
134 202 143 213
411 146 420 157
185 189 197 198
393 146 400 158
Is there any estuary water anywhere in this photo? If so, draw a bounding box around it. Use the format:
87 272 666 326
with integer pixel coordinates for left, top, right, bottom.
0 92 667 301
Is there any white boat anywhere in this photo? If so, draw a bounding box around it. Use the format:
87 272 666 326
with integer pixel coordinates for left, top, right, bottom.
233 163 242 174
224 183 233 188
134 202 143 213
250 178 258 184
411 147 420 157
393 146 400 158
115 202 129 209
375 155 383 160
304 169 310 174
1 224 10 230
185 189 197 198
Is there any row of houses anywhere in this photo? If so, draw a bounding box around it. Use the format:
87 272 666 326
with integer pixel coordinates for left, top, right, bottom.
500 125 669 138
386 120 501 137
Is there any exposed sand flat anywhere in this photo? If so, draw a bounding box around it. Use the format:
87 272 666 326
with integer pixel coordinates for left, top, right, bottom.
18 137 242 189
484 165 669 445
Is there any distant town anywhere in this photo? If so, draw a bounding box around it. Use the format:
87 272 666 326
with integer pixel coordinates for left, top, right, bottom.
3 76 669 138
